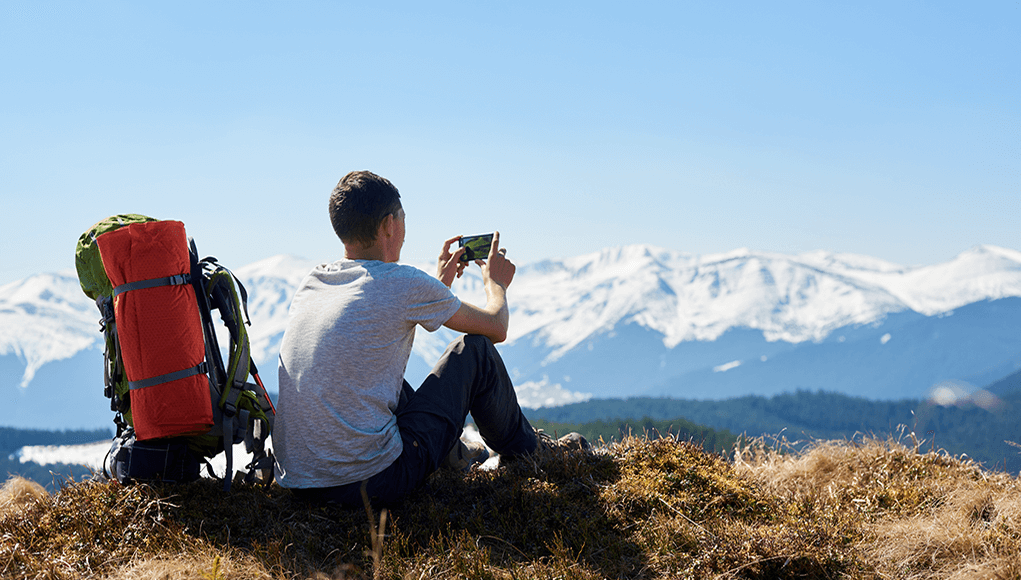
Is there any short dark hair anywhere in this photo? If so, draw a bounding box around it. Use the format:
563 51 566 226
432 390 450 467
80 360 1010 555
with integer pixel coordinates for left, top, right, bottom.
328 171 402 245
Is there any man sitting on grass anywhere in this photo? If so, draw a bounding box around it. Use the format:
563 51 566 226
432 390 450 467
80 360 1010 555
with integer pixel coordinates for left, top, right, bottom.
273 170 545 507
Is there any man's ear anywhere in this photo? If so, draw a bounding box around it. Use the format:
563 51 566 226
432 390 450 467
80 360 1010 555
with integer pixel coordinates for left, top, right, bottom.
378 213 395 239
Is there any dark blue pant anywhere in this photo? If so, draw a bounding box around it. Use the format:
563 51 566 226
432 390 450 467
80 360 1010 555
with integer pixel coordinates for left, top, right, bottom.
292 335 536 507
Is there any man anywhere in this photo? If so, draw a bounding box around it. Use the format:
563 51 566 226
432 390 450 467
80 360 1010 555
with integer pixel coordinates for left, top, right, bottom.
273 170 539 506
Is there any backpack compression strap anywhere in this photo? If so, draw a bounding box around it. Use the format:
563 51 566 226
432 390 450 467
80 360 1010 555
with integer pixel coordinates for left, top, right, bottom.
113 273 191 297
128 362 208 390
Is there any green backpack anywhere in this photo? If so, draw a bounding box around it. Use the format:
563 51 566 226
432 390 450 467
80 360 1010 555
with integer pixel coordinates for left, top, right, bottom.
76 214 275 490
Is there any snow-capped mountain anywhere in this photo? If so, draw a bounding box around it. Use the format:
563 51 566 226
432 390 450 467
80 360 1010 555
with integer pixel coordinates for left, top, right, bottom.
496 244 1021 401
511 244 1021 352
4 244 1021 430
0 271 98 388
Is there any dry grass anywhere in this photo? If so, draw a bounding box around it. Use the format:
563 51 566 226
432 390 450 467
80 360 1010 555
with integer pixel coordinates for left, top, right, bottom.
736 432 1021 579
0 476 48 512
1 432 1019 579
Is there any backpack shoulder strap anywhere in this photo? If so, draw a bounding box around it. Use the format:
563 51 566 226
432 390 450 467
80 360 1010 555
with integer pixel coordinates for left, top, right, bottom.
189 243 275 490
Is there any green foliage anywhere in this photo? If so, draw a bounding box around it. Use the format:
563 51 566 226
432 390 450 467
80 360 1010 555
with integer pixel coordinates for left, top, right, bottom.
527 390 1021 473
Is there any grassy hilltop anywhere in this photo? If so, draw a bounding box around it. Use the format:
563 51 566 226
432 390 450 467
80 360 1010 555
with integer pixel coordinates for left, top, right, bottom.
2 434 1020 580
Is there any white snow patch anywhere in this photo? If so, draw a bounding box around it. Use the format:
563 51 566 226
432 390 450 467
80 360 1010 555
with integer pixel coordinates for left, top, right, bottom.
514 377 592 409
14 441 111 470
14 439 277 482
0 272 100 387
713 360 742 373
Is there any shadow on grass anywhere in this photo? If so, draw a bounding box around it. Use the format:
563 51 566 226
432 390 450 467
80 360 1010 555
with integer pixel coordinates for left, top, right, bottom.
162 445 637 578
397 448 641 577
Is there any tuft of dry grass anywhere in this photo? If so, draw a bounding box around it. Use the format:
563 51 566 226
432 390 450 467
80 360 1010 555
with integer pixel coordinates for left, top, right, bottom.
0 476 48 513
736 432 1021 580
103 551 276 580
0 476 203 579
1 432 1019 579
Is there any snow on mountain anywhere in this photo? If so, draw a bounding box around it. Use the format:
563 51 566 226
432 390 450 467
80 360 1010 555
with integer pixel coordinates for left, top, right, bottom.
513 377 593 408
5 243 1021 424
795 244 1021 315
871 245 1021 314
13 440 110 470
232 255 319 368
14 438 276 480
507 245 914 363
508 243 1021 363
0 271 97 387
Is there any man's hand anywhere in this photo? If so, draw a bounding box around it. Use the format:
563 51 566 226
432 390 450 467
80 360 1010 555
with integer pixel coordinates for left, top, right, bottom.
437 235 466 288
480 231 515 289
442 231 515 343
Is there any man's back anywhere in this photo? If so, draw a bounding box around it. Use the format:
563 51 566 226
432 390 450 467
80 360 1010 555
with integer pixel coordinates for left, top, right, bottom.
273 259 460 489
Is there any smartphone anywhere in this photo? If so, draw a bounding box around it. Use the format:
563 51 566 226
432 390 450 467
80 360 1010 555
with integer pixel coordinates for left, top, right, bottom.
459 233 494 262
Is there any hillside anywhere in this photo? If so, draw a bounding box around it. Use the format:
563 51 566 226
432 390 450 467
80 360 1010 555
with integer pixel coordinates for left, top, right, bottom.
3 433 1020 579
0 427 111 491
527 390 1021 474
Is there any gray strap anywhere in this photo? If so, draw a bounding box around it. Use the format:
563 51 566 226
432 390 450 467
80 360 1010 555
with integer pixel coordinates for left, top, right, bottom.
223 414 235 492
128 362 207 391
238 409 251 449
222 384 244 416
243 410 254 453
113 273 190 297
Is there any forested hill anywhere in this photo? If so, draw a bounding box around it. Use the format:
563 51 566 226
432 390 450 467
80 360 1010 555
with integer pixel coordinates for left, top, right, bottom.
0 427 110 490
524 390 1021 474
0 427 111 452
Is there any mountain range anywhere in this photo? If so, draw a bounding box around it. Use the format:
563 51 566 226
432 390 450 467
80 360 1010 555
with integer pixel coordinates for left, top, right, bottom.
4 244 1021 430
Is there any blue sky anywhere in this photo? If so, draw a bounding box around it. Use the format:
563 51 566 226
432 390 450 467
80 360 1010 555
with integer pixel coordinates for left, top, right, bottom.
2 1 1018 286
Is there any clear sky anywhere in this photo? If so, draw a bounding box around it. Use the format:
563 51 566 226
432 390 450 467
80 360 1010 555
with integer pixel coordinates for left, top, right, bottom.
2 1 1018 286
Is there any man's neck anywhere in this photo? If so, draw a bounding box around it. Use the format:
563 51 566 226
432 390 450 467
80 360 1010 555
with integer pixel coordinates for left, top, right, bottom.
344 242 388 262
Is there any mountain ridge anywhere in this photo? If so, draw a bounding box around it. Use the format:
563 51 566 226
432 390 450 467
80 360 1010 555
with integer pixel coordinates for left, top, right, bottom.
4 243 1021 429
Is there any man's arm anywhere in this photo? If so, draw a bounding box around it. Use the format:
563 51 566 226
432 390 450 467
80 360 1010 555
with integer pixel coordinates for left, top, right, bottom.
443 231 515 343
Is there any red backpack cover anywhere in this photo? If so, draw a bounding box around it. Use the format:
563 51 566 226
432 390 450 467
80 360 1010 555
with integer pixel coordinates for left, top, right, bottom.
95 220 214 440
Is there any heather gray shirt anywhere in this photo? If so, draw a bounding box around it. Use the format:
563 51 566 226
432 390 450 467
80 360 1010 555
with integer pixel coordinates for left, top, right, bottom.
273 260 461 489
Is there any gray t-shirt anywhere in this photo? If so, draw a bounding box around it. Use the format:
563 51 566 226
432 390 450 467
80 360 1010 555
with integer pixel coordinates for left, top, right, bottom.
273 259 461 489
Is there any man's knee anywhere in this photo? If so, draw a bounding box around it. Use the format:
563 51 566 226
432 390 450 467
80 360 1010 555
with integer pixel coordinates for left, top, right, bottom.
439 334 504 375
460 334 492 351
448 333 494 356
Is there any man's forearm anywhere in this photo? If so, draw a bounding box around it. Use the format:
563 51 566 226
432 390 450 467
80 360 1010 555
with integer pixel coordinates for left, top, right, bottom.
484 281 510 335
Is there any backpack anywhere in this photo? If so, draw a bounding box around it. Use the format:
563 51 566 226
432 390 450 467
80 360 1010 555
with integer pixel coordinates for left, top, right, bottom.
75 214 275 491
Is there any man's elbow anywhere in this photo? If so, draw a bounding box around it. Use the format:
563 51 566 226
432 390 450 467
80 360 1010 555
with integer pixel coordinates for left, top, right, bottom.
483 309 508 343
481 319 507 344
